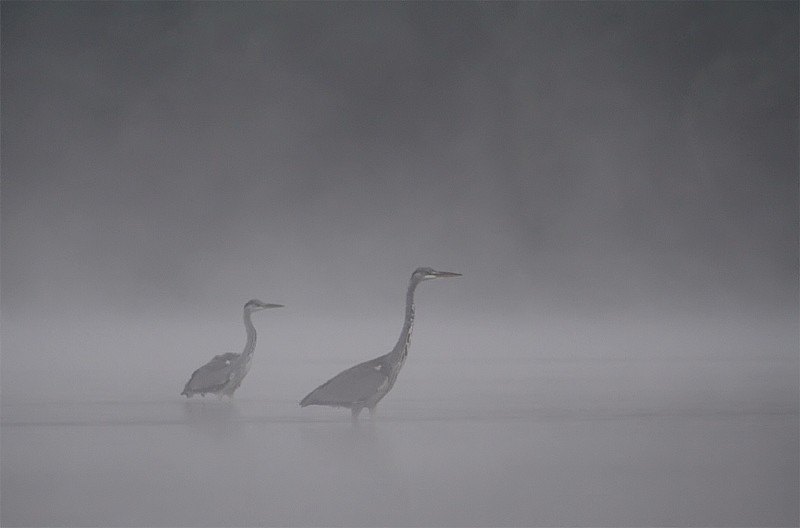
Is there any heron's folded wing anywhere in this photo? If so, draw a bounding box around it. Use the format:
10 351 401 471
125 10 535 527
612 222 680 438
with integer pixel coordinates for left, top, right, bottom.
301 362 388 406
184 353 240 392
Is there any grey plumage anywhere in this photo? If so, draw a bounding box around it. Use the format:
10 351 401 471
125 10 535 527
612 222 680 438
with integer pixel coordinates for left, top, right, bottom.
181 299 284 398
300 358 388 408
181 352 240 397
300 267 461 420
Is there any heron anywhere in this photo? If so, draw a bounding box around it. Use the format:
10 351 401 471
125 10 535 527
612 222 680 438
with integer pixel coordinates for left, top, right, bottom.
300 267 461 421
181 299 284 398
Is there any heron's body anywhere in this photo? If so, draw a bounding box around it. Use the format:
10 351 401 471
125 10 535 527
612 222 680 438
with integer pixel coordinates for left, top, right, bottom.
181 299 283 398
300 267 460 420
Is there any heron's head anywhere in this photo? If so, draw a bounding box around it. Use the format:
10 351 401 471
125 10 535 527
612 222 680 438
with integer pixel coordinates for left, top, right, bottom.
412 267 462 282
244 299 284 312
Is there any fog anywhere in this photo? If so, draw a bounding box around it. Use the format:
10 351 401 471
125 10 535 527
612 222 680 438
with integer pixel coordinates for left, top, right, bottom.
2 2 798 527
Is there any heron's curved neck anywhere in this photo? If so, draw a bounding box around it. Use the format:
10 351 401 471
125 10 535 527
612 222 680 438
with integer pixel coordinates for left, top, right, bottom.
391 279 418 359
240 309 258 361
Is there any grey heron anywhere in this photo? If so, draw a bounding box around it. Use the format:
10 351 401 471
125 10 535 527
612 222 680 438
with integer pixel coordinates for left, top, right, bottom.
300 267 461 421
181 299 284 398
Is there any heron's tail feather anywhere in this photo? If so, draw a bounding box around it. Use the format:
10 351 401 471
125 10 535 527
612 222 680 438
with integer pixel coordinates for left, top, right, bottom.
299 392 316 407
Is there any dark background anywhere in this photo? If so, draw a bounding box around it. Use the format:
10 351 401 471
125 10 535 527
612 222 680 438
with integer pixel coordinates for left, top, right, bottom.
2 4 798 527
3 2 797 322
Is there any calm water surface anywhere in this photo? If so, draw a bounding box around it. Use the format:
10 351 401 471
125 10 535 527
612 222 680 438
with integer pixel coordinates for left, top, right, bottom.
2 357 797 527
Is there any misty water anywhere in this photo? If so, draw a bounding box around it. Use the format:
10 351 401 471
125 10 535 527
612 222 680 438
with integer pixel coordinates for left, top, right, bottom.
2 314 797 527
3 2 798 526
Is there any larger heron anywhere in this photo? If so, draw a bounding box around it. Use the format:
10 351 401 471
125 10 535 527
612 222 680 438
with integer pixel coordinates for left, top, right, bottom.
300 267 461 421
181 299 284 398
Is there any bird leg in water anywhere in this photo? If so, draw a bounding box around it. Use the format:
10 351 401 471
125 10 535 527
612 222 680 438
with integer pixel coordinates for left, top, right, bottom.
351 407 363 423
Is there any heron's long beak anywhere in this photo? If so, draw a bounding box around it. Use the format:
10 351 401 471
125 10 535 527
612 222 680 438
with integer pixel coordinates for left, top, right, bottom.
433 271 462 278
263 304 285 309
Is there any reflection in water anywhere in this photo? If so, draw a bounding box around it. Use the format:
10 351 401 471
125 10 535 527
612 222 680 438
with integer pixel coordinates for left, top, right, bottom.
295 422 413 526
182 399 243 438
2 348 797 527
1 403 796 527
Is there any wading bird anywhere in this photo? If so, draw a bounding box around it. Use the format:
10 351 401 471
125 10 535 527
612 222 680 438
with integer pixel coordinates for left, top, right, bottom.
181 299 284 398
300 267 461 421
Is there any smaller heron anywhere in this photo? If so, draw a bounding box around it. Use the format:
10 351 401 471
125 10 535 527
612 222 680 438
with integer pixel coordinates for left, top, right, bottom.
181 299 283 398
300 267 461 421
